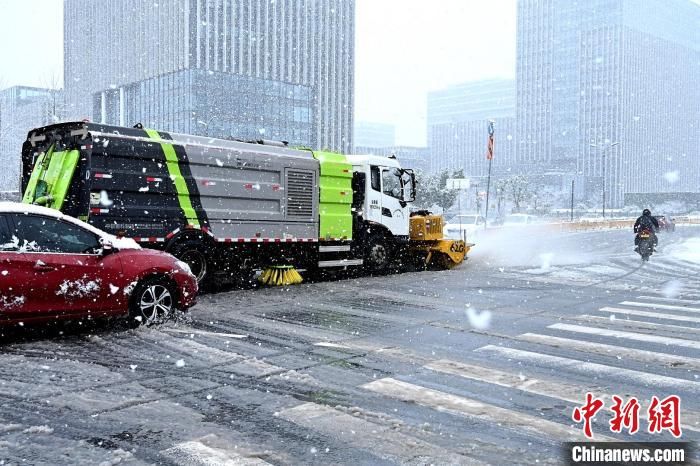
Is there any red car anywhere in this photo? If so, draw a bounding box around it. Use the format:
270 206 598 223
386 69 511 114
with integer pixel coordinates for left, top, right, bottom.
0 202 197 327
654 215 676 232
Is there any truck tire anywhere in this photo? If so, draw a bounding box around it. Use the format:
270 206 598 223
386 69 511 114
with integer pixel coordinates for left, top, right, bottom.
364 232 391 274
168 240 210 285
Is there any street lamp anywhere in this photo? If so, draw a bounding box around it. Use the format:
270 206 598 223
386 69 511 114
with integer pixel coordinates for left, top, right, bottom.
590 141 620 218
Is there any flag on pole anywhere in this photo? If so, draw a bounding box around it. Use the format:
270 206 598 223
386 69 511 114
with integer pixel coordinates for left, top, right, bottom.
486 120 495 160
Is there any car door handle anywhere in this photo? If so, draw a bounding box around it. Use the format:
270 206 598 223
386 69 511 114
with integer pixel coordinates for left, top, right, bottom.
33 264 55 272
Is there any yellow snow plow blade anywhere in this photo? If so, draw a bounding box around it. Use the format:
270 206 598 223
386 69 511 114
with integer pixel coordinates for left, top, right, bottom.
408 213 471 269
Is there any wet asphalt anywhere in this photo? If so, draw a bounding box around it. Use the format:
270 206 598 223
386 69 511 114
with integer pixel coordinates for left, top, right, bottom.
1 226 699 465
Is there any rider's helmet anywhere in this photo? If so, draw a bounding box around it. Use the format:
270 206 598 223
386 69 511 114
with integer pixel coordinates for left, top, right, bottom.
642 209 651 216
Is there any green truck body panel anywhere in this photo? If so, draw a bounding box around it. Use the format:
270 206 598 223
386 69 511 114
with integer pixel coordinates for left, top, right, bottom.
144 129 201 227
22 144 80 211
311 150 353 240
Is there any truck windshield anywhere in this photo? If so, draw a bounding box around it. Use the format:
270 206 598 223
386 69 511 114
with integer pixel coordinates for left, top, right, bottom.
382 168 402 199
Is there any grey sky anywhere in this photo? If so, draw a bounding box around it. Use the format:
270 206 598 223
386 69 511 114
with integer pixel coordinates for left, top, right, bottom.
0 0 516 146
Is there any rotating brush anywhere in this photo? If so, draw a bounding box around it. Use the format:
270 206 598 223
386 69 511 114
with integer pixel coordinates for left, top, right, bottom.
258 265 303 286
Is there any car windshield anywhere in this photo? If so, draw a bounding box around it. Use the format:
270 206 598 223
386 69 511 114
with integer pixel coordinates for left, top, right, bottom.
504 215 528 223
448 215 478 224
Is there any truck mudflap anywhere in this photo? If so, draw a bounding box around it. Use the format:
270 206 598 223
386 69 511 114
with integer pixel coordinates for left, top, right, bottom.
409 239 472 269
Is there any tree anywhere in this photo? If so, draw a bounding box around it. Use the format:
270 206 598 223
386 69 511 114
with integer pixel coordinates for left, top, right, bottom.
500 175 532 213
414 169 461 212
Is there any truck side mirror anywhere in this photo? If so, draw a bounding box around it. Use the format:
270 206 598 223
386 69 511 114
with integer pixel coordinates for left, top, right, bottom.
401 169 416 202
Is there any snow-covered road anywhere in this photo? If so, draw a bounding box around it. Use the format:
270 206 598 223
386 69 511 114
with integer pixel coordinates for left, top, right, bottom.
1 226 699 464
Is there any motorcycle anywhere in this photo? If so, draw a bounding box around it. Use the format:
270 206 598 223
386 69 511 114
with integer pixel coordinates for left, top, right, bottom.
635 228 654 262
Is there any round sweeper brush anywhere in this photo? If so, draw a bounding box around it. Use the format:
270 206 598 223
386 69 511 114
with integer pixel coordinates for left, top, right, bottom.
258 265 304 286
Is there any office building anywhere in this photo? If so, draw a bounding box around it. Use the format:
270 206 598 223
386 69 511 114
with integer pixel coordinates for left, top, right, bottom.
0 86 63 191
95 69 314 145
427 79 517 176
517 0 700 206
354 121 395 149
65 0 354 152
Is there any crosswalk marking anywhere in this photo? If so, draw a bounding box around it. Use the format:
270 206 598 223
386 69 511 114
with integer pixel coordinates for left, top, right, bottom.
425 358 601 404
476 345 700 392
549 323 700 351
620 301 700 313
278 402 483 465
575 315 700 335
161 328 249 339
518 333 700 371
599 306 700 324
636 296 700 305
362 377 607 441
161 439 271 465
424 358 700 432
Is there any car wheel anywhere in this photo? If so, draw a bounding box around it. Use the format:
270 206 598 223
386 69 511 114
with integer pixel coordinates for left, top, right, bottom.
129 277 177 326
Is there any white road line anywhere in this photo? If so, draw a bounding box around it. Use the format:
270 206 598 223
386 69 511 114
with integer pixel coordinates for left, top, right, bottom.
549 323 700 351
424 359 598 404
279 402 483 465
476 345 700 392
518 333 700 371
575 315 700 335
313 341 352 349
362 377 607 441
162 328 249 339
424 358 700 432
620 301 700 313
599 306 700 324
635 296 700 305
162 439 271 465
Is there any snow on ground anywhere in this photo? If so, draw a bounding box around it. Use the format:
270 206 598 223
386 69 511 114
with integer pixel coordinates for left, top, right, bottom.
468 225 601 269
666 237 700 264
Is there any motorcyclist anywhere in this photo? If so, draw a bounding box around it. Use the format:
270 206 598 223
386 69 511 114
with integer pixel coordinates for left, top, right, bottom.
634 208 659 251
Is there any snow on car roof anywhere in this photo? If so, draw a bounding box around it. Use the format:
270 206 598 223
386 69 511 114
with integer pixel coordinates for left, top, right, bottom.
0 202 140 250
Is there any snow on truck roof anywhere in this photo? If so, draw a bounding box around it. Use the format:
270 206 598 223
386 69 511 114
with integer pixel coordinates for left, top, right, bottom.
346 154 401 168
0 202 140 250
28 121 315 161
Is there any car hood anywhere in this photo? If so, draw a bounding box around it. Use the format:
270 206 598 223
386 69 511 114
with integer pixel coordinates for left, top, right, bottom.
114 247 175 261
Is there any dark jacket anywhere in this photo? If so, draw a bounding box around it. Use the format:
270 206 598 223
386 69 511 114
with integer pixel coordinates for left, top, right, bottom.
634 214 659 233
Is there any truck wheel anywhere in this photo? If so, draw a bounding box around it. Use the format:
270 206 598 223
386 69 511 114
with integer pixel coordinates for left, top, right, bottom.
169 241 210 284
364 233 391 274
129 277 177 327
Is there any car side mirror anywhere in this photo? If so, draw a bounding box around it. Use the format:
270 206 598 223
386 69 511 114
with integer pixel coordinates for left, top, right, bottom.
99 237 116 256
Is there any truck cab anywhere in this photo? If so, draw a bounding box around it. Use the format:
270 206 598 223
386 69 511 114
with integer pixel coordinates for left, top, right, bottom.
346 154 416 272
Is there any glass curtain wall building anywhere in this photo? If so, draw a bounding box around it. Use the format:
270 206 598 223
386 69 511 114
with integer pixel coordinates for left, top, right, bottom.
517 0 700 206
65 0 354 153
0 86 63 191
427 79 517 176
94 69 314 146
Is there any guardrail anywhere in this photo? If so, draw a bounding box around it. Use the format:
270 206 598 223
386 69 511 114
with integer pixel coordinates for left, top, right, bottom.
552 217 700 232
